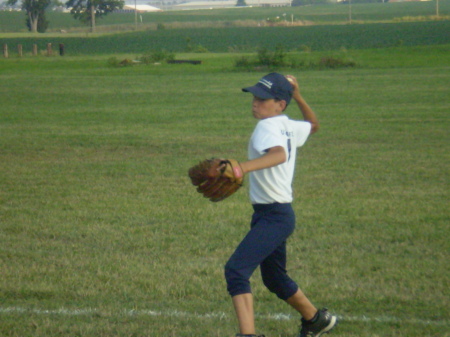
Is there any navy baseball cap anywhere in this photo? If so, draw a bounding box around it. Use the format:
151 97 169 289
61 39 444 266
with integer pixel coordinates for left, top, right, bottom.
242 72 293 105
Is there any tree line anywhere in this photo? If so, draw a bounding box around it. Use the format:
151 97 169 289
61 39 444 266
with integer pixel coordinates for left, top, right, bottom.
6 0 125 33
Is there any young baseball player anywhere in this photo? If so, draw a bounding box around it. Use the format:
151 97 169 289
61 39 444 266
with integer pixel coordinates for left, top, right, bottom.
224 73 338 337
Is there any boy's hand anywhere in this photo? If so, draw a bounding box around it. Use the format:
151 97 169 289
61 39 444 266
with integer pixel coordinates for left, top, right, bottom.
286 75 301 100
286 75 297 87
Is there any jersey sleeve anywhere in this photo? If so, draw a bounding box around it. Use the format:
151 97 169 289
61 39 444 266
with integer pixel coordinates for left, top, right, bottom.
252 120 285 154
294 121 312 147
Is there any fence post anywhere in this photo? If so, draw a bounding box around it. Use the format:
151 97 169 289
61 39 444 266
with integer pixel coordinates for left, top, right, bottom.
33 44 38 56
59 43 64 56
18 44 23 57
3 44 8 58
47 43 52 56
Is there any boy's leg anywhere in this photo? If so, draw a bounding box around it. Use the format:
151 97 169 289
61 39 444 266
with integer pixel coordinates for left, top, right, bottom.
259 246 317 321
232 293 255 334
286 289 317 321
225 203 296 334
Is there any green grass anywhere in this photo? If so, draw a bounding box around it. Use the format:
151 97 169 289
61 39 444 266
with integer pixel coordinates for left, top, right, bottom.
0 47 449 337
1 44 449 71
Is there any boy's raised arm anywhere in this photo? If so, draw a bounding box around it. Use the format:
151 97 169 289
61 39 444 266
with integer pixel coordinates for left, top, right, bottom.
286 75 319 134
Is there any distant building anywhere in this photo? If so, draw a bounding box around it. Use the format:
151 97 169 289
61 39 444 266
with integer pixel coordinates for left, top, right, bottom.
122 4 163 12
389 0 432 2
173 0 291 10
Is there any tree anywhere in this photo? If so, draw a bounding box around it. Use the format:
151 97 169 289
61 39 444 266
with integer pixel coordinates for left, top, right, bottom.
27 8 49 32
6 0 51 33
236 0 246 6
65 0 124 33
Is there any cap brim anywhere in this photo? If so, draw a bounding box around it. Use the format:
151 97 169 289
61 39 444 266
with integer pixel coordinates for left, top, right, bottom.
242 86 275 100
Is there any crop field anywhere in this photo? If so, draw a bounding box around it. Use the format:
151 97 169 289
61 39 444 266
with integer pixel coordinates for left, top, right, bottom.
1 2 449 336
1 20 450 56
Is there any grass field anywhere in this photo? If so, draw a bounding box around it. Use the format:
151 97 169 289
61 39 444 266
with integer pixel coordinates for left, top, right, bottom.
1 41 449 337
1 3 449 336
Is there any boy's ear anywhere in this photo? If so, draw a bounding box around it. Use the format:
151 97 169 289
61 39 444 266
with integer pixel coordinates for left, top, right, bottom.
279 100 287 112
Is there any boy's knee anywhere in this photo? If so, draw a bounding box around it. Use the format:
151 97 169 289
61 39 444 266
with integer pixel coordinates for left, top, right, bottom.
224 263 234 284
262 274 277 293
224 263 242 287
224 263 251 296
261 272 298 300
261 272 282 297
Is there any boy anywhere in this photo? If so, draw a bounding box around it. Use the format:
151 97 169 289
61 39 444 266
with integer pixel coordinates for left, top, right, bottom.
224 73 338 337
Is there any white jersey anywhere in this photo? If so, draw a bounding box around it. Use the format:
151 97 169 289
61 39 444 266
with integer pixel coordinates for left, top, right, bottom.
248 115 311 204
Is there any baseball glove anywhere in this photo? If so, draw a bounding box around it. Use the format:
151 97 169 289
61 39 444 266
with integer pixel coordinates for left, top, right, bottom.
188 158 244 202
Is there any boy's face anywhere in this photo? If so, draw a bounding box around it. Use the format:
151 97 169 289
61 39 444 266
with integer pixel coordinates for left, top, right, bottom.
251 96 286 120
